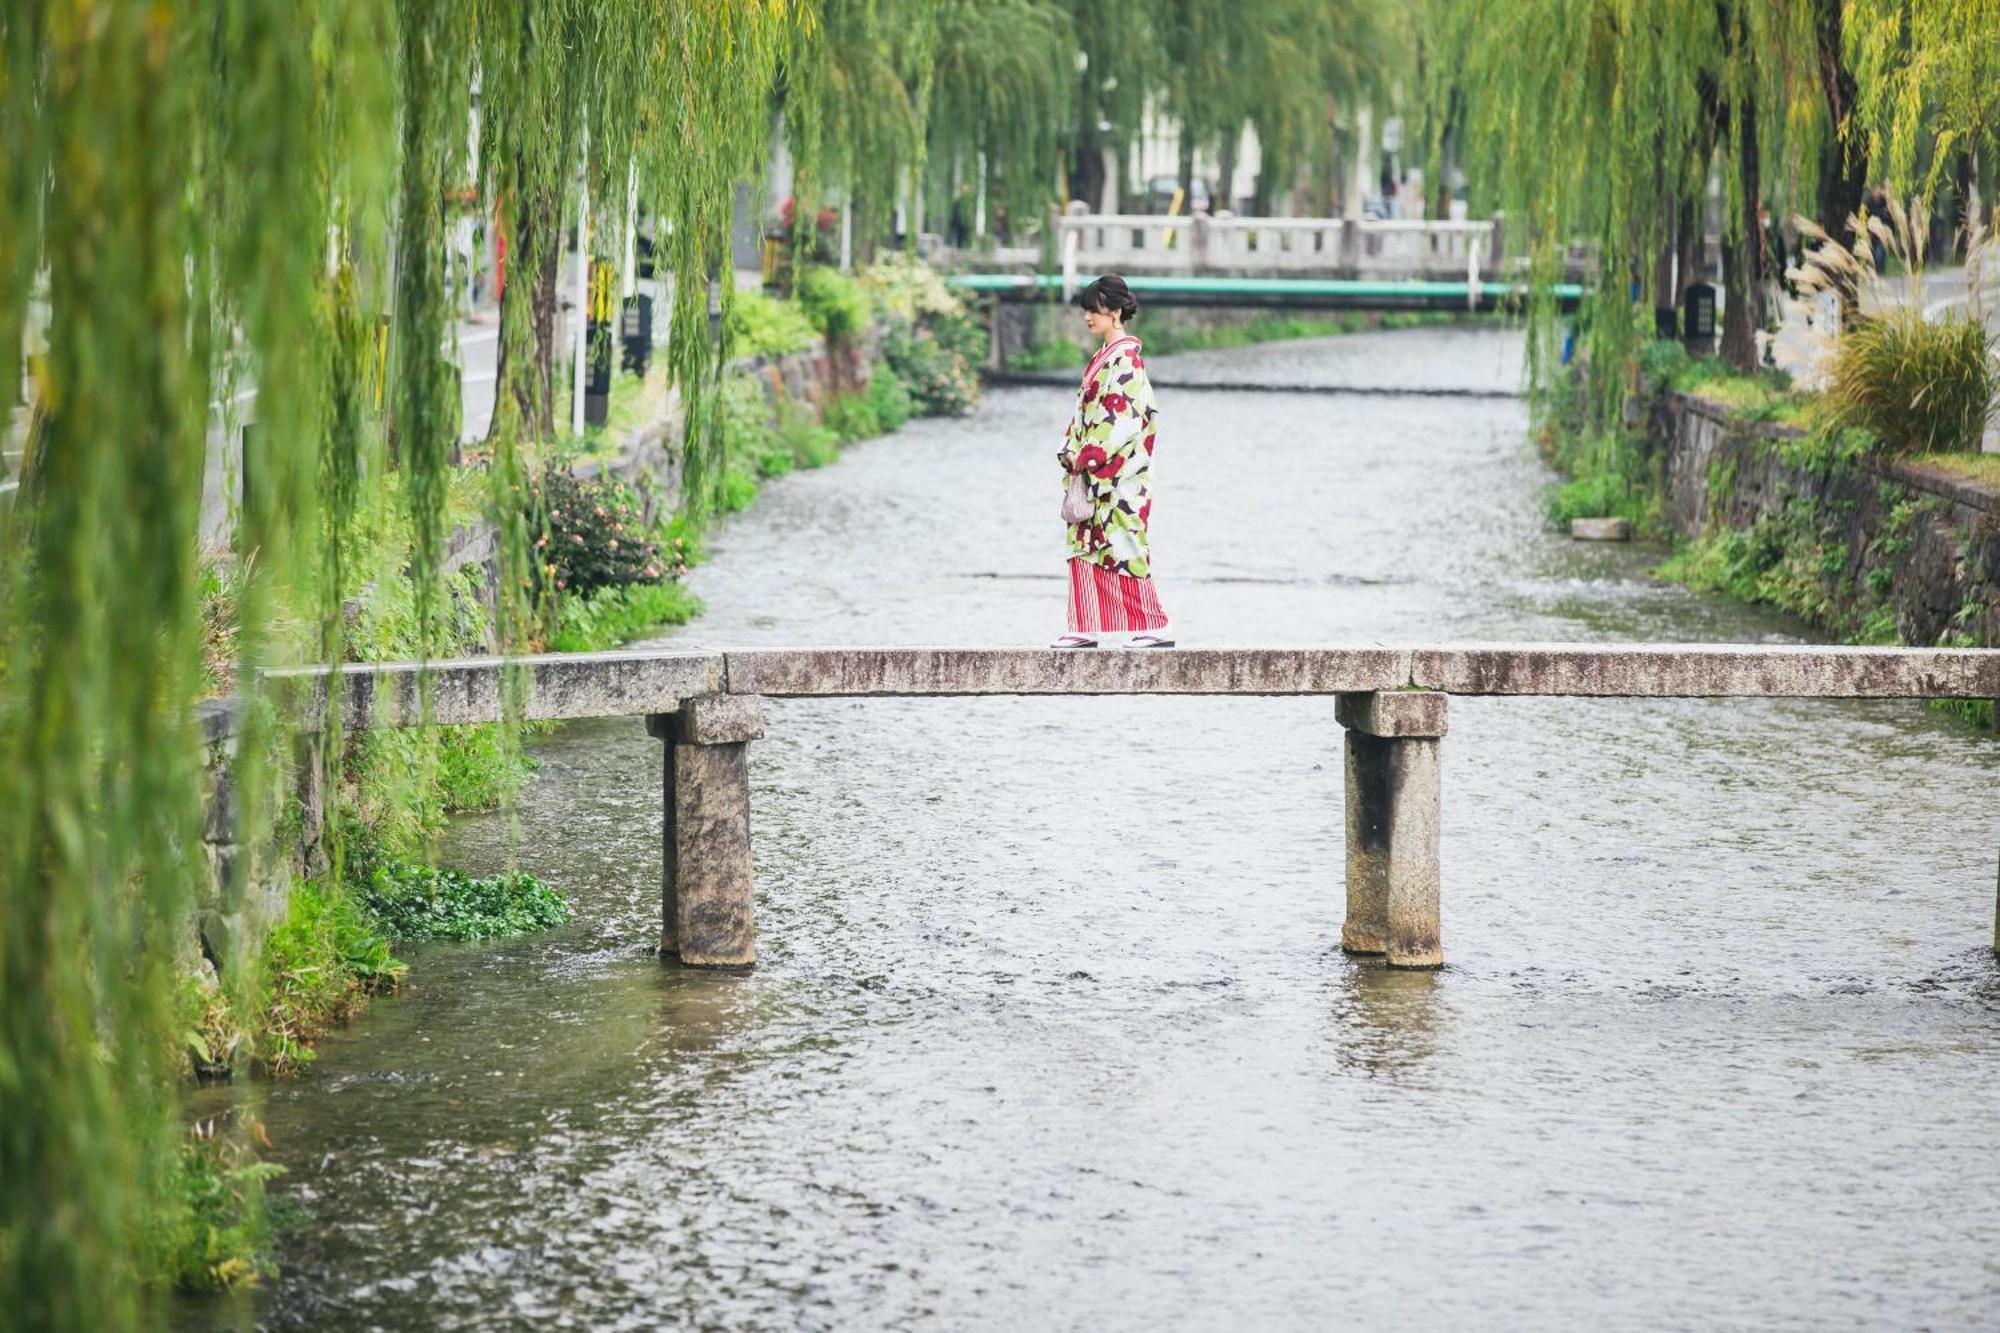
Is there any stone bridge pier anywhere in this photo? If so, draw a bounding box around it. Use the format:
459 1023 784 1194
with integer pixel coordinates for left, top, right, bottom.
648 695 765 967
1336 691 1447 969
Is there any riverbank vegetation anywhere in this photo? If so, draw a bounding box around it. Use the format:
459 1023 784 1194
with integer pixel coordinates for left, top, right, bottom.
1539 335 1995 734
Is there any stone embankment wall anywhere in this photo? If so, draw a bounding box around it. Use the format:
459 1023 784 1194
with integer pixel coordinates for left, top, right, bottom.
1650 392 2000 651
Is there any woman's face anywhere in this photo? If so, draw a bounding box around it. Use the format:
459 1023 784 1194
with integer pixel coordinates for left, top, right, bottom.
1082 303 1121 339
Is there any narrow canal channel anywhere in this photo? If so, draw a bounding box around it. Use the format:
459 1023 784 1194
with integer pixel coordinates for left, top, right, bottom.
230 327 2000 1330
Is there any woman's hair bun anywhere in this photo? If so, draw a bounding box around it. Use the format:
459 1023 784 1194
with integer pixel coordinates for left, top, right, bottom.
1075 273 1139 323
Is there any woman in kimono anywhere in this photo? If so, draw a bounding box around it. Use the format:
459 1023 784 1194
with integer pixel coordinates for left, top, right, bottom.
1053 274 1173 648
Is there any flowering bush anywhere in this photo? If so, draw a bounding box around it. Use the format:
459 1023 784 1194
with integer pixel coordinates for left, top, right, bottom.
883 325 979 415
529 466 674 597
860 251 962 323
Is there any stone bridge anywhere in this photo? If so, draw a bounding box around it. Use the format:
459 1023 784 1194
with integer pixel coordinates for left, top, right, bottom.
249 644 2000 970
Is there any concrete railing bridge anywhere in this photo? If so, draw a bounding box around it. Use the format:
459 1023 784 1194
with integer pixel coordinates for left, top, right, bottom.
943 212 1592 313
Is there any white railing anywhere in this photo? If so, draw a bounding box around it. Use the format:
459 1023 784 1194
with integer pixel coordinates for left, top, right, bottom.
1050 213 1506 285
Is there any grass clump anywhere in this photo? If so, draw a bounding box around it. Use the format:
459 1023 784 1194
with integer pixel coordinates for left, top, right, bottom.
823 389 880 443
1821 310 1996 455
255 878 404 1075
1006 339 1086 372
548 579 702 652
153 1117 286 1294
1538 426 1662 532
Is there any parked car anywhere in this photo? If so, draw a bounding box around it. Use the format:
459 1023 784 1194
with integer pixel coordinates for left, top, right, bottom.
1142 175 1211 215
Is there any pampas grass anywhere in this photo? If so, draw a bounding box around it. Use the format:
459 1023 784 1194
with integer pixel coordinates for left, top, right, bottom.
1787 198 1997 455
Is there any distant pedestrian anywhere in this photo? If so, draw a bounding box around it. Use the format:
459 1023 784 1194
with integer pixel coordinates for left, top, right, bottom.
1865 184 1890 271
1053 274 1171 648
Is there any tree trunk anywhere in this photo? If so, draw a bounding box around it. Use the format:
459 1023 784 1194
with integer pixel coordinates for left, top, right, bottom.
1217 126 1238 213
1177 123 1196 206
1071 117 1106 212
1812 0 1868 247
488 177 562 444
1721 92 1762 372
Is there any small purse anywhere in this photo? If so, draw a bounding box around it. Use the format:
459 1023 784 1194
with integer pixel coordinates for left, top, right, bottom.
1061 470 1093 524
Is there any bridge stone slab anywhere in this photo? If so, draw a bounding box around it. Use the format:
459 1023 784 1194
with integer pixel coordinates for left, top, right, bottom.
264 649 726 730
722 647 1414 697
1409 643 2000 698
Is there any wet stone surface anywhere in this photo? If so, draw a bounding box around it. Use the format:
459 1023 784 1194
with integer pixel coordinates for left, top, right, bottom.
216 328 2000 1332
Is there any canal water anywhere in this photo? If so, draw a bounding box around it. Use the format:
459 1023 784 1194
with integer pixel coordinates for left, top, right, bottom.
223 327 2000 1330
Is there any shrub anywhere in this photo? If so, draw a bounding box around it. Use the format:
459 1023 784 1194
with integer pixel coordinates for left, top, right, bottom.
798 265 869 345
823 390 881 443
1822 310 1996 455
860 251 963 323
864 369 913 431
884 325 979 415
724 289 816 359
531 465 666 596
779 410 840 467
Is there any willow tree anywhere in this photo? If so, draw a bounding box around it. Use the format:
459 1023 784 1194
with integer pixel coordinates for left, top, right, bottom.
923 0 1075 239
1432 0 1831 398
1847 0 2000 215
783 0 935 260
1056 0 1155 210
0 1 804 1325
1229 0 1404 214
0 2 395 1325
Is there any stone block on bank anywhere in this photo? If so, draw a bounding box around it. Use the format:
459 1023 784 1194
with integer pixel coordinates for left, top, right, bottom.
1571 517 1633 542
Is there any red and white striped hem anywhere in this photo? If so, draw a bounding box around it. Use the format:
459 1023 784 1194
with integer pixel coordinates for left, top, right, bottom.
1067 557 1169 634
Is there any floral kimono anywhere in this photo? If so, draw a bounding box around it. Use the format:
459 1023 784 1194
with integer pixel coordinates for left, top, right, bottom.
1060 334 1168 633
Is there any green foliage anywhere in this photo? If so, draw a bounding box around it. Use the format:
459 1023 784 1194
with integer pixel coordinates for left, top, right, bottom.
724 290 817 360
1539 427 1662 534
153 1120 285 1294
436 725 540 814
548 580 703 653
824 391 881 443
1655 497 1854 630
1821 311 1997 456
884 325 980 415
861 252 965 324
797 266 869 345
530 467 669 597
356 860 570 944
0 3 804 1319
778 411 842 468
255 879 404 1077
864 369 914 431
1143 310 1385 355
1007 339 1089 372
